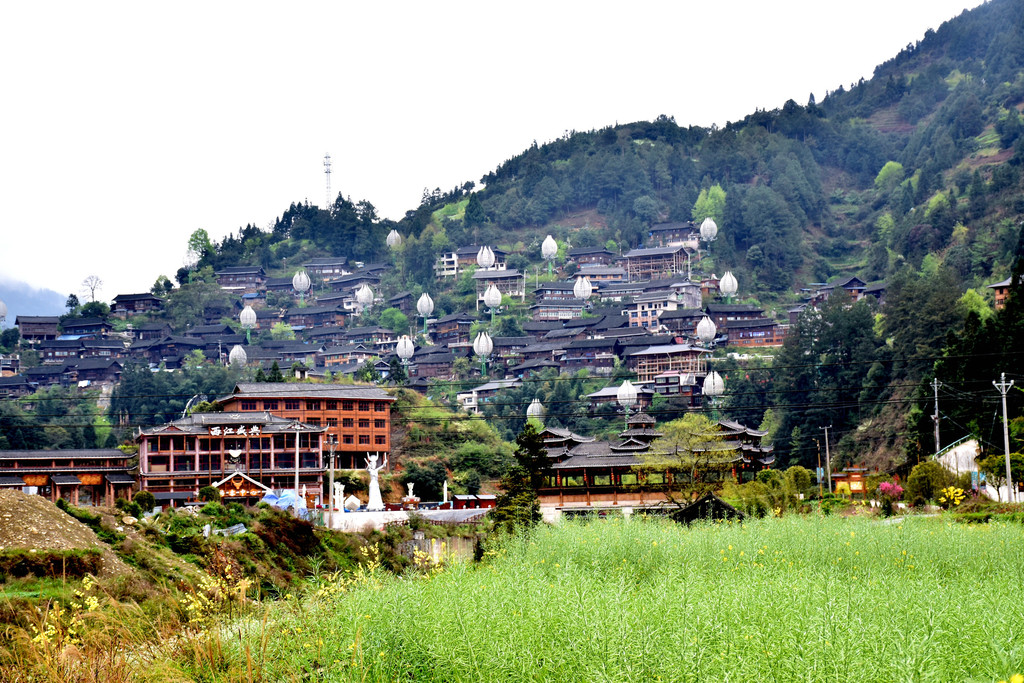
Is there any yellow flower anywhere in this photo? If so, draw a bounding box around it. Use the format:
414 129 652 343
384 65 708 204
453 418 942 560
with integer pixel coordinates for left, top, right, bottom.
1010 674 1023 683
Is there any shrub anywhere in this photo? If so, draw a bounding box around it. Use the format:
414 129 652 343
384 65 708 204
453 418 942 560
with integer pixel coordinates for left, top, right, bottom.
905 461 950 506
198 486 221 502
133 490 156 512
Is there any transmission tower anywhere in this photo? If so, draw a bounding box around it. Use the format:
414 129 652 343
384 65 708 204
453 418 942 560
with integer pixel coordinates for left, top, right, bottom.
323 152 332 209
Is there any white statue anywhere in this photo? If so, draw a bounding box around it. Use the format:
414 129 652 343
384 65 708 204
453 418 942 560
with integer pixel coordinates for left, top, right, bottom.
406 482 415 498
443 480 448 504
333 482 345 508
366 454 388 511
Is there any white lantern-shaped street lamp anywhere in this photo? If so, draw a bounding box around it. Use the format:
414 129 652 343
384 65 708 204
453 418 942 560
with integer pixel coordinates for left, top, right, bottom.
702 370 725 419
386 229 403 249
355 283 374 314
396 335 415 362
473 331 493 377
699 216 718 243
526 398 545 425
0 298 6 324
416 292 434 336
239 305 257 343
573 275 593 300
541 235 558 276
476 245 495 269
396 334 415 381
696 315 717 345
719 271 738 302
228 344 247 367
617 379 638 430
292 269 311 303
483 283 502 323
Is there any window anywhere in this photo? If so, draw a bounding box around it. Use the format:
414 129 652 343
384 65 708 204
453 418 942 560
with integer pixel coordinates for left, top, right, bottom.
306 418 320 426
358 435 370 445
593 474 611 486
240 400 258 411
342 435 353 444
326 417 337 427
375 435 386 445
326 400 337 410
263 400 278 411
358 401 370 411
285 400 301 411
306 400 320 411
374 420 385 429
342 401 353 411
374 403 387 412
647 472 664 484
342 418 353 428
563 475 584 487
358 419 369 429
620 473 637 486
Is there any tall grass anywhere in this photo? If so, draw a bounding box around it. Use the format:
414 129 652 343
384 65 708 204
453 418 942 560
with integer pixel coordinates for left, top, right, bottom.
201 515 1024 682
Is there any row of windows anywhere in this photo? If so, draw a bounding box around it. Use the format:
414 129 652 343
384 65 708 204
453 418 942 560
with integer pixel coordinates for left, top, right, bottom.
238 399 388 413
339 435 387 445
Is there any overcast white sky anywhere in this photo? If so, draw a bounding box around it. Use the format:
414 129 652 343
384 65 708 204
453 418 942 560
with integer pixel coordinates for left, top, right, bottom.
0 0 983 304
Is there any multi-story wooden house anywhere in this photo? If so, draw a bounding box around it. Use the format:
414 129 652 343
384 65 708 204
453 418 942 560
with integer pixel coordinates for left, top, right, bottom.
15 316 60 343
111 293 164 318
623 245 688 281
216 382 394 469
137 413 326 504
215 266 267 294
624 343 708 384
536 415 773 518
0 448 134 506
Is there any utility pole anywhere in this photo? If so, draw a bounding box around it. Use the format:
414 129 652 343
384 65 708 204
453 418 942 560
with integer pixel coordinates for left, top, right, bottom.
993 373 1015 503
820 425 833 494
932 377 941 456
815 438 822 498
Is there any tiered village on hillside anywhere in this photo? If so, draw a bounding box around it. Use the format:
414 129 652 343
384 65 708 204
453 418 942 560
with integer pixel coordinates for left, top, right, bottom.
3 218 1002 518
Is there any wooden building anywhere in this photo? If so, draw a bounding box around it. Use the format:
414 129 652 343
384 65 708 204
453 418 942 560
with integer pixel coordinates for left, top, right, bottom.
0 449 135 506
215 266 267 294
15 316 60 343
111 293 164 318
623 246 688 281
137 413 326 502
216 382 394 468
625 343 708 384
537 415 773 518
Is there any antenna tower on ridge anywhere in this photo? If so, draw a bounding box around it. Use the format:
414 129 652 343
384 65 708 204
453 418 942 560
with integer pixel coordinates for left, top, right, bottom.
323 152 332 209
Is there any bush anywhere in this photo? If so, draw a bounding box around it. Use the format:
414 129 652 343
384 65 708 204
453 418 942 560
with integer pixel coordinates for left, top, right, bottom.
133 490 156 512
905 461 950 506
198 486 221 502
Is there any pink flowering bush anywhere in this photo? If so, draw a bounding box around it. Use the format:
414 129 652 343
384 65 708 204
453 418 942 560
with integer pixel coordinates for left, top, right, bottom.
878 481 904 499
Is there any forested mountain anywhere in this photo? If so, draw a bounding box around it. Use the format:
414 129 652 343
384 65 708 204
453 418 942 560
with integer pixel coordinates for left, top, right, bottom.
174 0 1024 472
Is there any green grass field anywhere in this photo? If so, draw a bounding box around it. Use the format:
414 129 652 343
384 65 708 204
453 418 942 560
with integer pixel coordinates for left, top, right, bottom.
198 515 1024 682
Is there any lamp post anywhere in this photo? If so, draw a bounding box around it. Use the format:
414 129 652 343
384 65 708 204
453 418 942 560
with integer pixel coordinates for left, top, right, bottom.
696 315 717 347
483 284 502 325
0 298 6 325
239 305 257 344
355 283 374 316
477 246 495 270
416 292 434 338
228 344 247 368
396 334 414 383
541 235 558 277
702 370 725 421
699 216 718 244
573 275 593 307
386 229 403 249
617 379 638 432
473 331 493 378
292 269 311 305
326 435 338 529
719 271 738 304
526 397 545 427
